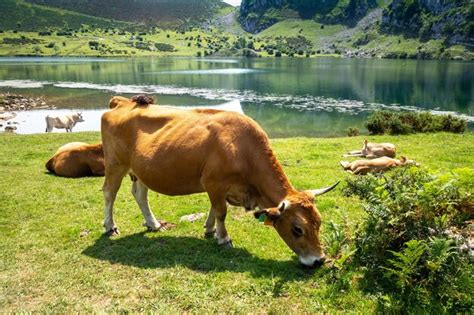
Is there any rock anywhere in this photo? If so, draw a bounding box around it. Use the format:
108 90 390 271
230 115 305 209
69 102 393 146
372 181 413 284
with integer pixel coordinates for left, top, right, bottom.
180 212 206 223
0 112 16 121
4 126 17 132
79 229 91 238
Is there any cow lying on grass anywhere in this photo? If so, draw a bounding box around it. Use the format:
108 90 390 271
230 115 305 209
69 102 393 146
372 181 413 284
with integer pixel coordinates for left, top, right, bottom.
46 142 104 177
101 95 338 267
344 139 396 159
340 156 417 175
45 113 84 133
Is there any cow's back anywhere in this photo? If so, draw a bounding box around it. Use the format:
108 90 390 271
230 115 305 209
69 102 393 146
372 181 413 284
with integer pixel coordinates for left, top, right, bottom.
101 105 268 195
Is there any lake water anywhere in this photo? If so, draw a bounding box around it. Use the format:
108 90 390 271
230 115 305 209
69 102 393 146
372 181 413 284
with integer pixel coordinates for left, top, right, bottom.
0 57 472 137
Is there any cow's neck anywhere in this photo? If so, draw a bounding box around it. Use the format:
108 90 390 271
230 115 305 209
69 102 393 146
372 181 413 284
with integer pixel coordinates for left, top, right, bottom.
252 151 295 208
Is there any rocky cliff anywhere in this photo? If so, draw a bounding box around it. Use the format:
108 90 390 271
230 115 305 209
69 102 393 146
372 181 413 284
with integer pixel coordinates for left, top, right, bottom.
381 0 473 46
239 0 377 33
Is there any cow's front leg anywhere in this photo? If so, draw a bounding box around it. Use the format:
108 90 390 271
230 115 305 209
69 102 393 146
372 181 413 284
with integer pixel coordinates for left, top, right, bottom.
208 193 232 247
204 206 216 238
131 179 162 231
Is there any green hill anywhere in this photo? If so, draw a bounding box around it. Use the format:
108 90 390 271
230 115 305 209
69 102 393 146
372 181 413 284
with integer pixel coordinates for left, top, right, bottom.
0 0 132 31
239 0 377 33
26 0 229 26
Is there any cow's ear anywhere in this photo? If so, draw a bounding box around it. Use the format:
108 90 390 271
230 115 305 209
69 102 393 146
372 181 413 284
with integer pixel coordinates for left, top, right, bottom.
254 202 287 226
109 97 119 109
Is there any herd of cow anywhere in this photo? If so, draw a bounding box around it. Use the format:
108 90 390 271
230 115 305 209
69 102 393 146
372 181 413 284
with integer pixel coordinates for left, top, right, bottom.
44 95 418 267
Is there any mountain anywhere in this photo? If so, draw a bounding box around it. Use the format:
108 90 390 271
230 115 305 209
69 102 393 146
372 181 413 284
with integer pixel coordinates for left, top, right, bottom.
0 0 131 31
26 0 229 26
381 0 473 47
239 0 377 33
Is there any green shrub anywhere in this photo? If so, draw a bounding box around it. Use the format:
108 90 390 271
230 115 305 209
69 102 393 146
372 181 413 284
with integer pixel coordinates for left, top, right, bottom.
347 127 360 137
366 110 466 135
154 42 175 52
345 167 473 312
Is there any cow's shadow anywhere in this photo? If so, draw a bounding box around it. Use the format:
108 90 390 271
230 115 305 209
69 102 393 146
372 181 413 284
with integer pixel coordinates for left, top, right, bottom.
82 232 326 282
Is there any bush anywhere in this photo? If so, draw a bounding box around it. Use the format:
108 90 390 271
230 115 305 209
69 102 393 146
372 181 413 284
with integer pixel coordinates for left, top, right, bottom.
154 43 175 52
345 167 473 312
275 50 282 57
347 127 360 137
366 110 466 135
88 41 99 49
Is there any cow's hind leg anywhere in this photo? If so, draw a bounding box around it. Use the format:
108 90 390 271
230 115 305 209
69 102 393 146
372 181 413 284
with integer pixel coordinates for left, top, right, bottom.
131 179 162 231
102 167 127 236
204 206 216 238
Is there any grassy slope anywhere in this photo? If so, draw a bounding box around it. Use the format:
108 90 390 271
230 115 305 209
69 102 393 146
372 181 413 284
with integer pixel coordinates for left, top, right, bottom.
25 0 225 24
257 19 344 47
0 0 131 31
1 132 473 312
0 29 237 57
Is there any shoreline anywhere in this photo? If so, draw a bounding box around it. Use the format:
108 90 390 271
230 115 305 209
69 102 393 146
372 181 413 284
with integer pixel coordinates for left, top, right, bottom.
0 53 471 61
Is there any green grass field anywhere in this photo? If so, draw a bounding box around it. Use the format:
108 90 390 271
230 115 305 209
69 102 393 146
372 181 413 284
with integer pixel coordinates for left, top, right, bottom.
0 29 239 57
1 132 473 312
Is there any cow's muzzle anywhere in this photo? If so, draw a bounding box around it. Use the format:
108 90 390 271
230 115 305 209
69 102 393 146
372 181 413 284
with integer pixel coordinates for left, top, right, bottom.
299 255 326 267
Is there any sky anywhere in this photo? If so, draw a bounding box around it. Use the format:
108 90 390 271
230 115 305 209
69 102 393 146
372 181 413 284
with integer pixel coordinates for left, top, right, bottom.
223 0 241 6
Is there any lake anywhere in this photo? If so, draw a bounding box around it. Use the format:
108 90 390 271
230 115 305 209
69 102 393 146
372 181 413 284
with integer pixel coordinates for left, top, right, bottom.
0 57 472 137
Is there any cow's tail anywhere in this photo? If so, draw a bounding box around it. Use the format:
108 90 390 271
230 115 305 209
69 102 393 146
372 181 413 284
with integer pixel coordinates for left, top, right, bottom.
45 115 49 133
45 158 55 174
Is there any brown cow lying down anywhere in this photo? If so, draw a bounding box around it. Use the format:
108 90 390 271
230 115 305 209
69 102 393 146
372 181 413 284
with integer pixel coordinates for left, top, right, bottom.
340 156 417 175
45 142 104 177
344 139 396 159
101 95 339 267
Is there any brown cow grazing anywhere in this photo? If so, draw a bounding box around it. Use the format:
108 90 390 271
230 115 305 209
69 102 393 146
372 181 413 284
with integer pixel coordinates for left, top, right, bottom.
344 139 396 159
101 96 339 267
46 142 105 177
340 156 418 175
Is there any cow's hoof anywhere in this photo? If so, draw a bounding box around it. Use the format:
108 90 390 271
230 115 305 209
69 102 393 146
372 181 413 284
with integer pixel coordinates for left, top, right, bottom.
105 227 120 236
143 222 161 232
204 229 216 238
219 239 233 249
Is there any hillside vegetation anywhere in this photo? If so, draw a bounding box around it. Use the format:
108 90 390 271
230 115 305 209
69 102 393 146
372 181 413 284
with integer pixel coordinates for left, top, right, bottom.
0 0 472 59
26 0 228 28
0 0 131 31
239 0 473 59
239 0 378 33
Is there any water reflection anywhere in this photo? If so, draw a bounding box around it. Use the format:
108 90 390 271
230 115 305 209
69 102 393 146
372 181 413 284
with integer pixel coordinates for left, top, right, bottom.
0 57 472 137
2 100 245 134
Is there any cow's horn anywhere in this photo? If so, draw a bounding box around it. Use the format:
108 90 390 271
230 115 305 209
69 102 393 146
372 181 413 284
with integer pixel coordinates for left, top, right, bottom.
310 181 340 197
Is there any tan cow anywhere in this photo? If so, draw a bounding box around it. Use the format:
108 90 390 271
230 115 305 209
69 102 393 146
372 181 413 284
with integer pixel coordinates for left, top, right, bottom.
101 96 339 267
340 156 417 175
46 142 104 177
344 139 396 159
45 113 84 132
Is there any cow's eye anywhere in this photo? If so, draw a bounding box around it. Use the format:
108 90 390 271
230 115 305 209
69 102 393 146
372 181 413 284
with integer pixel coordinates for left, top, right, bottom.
291 225 303 238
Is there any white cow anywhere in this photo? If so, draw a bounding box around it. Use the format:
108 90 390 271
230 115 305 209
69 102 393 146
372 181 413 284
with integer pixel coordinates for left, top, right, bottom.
45 113 84 133
344 139 396 159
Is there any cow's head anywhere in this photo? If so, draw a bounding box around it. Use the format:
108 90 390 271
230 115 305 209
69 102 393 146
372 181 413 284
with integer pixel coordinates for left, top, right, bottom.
74 112 84 122
399 156 420 167
254 182 339 267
